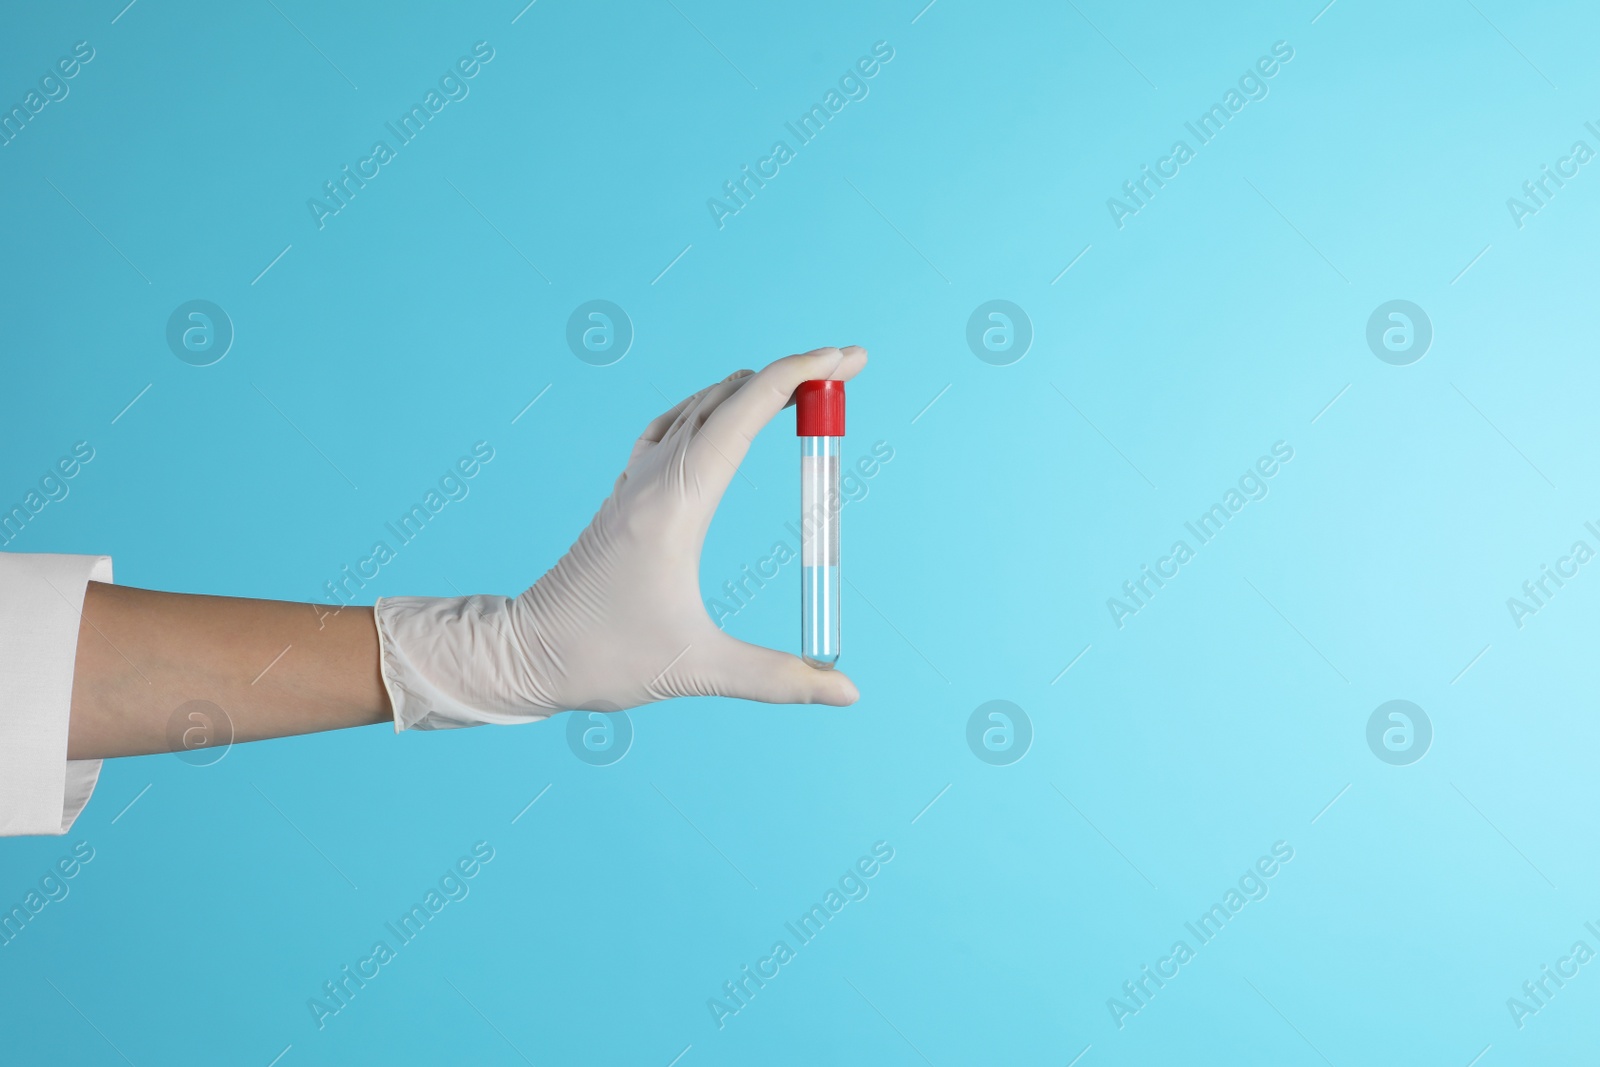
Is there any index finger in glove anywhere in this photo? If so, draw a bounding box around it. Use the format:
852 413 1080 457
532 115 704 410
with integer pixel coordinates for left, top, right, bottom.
688 345 867 485
637 369 753 446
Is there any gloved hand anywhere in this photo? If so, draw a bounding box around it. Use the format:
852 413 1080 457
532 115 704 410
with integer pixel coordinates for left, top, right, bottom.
375 345 867 730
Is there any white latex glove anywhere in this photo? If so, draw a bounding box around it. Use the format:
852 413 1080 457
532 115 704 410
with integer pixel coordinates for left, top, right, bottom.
375 345 867 730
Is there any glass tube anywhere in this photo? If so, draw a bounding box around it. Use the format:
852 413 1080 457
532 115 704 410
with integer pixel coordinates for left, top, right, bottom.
801 434 840 669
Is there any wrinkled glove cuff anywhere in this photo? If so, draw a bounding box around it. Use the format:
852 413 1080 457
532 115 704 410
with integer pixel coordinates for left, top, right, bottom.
374 595 553 732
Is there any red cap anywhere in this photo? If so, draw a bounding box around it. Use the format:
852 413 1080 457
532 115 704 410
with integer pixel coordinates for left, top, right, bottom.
795 380 845 436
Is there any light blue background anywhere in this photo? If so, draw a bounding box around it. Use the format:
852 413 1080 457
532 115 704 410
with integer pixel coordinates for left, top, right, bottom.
4 0 1599 1063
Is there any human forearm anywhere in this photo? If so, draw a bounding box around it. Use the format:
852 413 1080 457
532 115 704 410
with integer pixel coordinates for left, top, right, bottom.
67 582 391 760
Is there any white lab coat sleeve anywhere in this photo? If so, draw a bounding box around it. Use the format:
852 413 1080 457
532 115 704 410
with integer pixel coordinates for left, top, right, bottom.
0 552 111 836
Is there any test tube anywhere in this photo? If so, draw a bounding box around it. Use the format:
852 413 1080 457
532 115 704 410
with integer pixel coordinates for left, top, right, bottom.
797 380 844 669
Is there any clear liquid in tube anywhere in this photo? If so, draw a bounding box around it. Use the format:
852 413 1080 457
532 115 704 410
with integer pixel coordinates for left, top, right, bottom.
801 434 840 669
